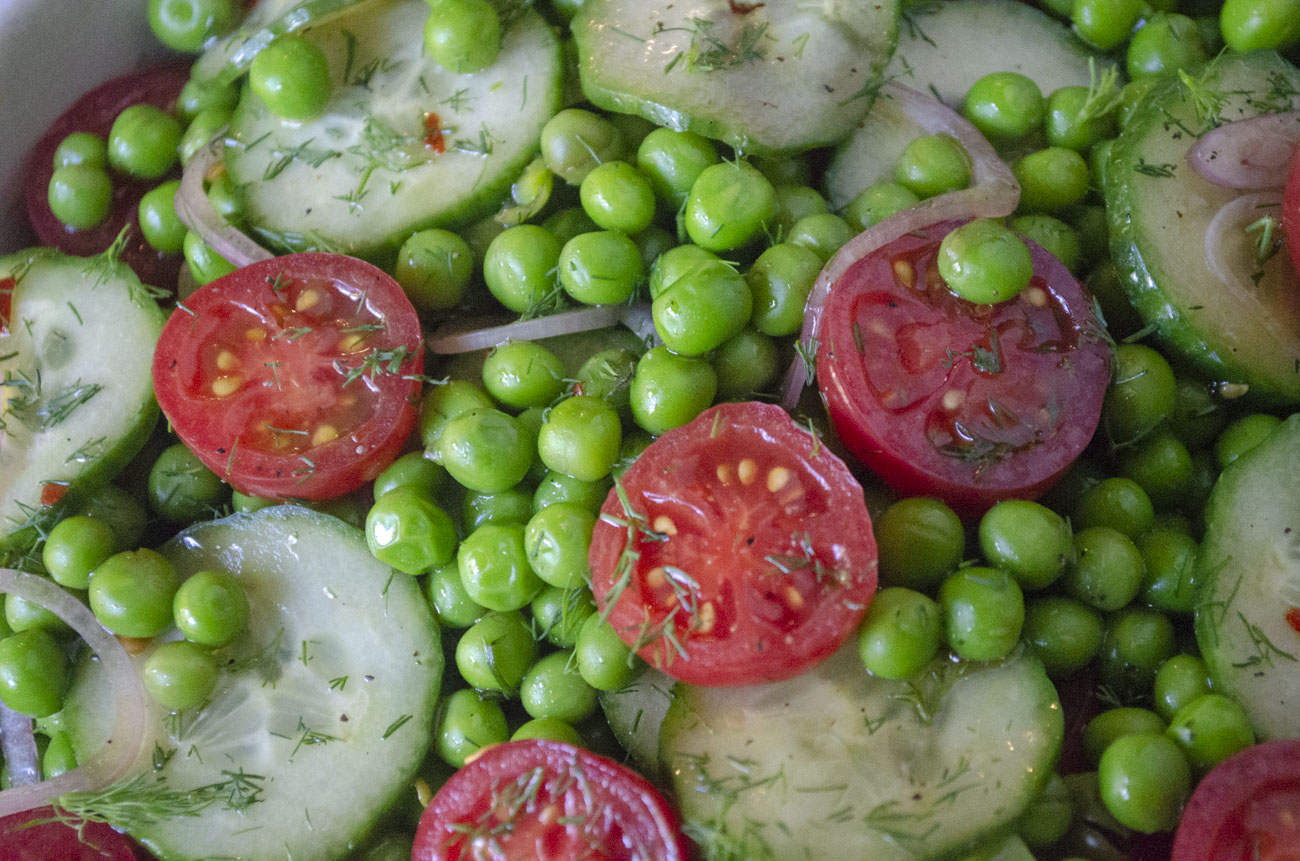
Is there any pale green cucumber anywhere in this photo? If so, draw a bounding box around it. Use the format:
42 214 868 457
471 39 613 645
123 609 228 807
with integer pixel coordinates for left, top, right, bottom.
64 506 442 861
598 665 677 783
0 249 162 552
1195 414 1300 740
886 0 1101 107
574 0 900 155
823 90 929 211
661 645 1062 860
1105 51 1300 406
224 0 562 260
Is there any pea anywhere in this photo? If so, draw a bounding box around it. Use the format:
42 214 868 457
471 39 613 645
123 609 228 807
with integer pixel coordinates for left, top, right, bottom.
630 347 717 435
652 259 752 355
52 132 107 169
1153 654 1212 721
533 470 611 514
747 243 823 337
684 160 777 252
1099 606 1178 701
1118 77 1160 129
179 107 232 163
373 451 445 500
438 408 535 493
183 230 236 286
47 166 112 230
138 180 188 254
647 244 720 300
5 594 70 637
856 588 942 679
1166 694 1256 772
1016 773 1073 849
752 153 812 187
143 640 219 711
538 395 623 482
0 630 70 717
420 380 495 457
1214 413 1282 470
937 218 1034 304
457 522 543 611
249 34 332 120
482 341 565 410
436 688 509 768
147 0 236 52
176 76 239 121
963 71 1046 143
1022 596 1104 677
1097 732 1190 833
365 486 457 575
531 586 596 648
463 487 534 531
541 108 623 185
1136 527 1198 614
1009 214 1081 274
939 566 1025 662
43 515 117 591
525 502 596 590
1117 431 1194 510
1086 261 1143 339
1219 0 1300 52
1073 477 1154 539
788 212 854 262
1044 86 1117 152
425 0 500 73
1083 707 1167 766
73 483 147 550
148 442 228 523
1072 0 1142 50
520 651 598 723
511 717 584 745
575 349 639 412
426 562 484 629
43 731 77 779
1013 147 1090 213
1166 377 1227 450
875 497 964 591
1104 343 1177 445
843 182 919 231
541 209 599 251
394 228 474 314
773 185 829 235
88 548 181 638
979 500 1071 590
713 329 779 400
579 160 656 235
1062 526 1145 612
895 134 971 198
558 230 643 306
455 610 537 693
173 569 249 646
483 225 562 314
635 226 676 271
1127 13 1208 79
575 614 638 691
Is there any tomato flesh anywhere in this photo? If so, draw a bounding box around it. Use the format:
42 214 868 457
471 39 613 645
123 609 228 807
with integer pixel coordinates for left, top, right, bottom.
1174 739 1300 861
152 253 423 500
1283 144 1300 277
817 219 1110 515
412 739 688 861
22 62 189 290
589 401 877 686
0 806 148 860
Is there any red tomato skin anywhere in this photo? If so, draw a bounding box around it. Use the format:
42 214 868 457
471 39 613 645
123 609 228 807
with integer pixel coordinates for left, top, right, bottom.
22 62 189 290
151 253 423 500
411 740 690 861
1173 739 1300 861
1284 145 1300 276
817 220 1111 516
589 401 878 687
0 806 149 860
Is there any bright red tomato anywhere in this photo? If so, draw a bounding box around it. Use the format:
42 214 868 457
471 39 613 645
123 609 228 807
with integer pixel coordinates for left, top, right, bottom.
1283 145 1300 276
0 806 148 860
816 219 1111 515
412 739 689 861
23 62 189 290
151 253 423 500
588 401 878 686
1173 739 1300 861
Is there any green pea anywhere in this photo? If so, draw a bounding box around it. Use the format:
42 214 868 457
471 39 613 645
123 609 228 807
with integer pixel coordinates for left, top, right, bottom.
788 212 854 263
937 218 1034 304
47 165 112 230
176 76 239 121
857 587 941 679
635 226 676 271
1023 596 1104 677
0 630 70 717
1013 147 1090 213
138 180 187 254
438 408 535 493
426 562 484 628
365 486 457 575
72 484 147 550
436 688 509 767
630 347 717 435
773 185 829 235
511 716 584 745
1105 344 1177 446
1136 527 1198 614
541 208 599 249
1166 377 1227 451
425 0 500 73
647 243 721 300
147 0 236 52
525 502 597 590
395 228 473 314
1127 13 1207 79
747 242 822 337
1153 654 1211 722
1086 261 1143 338
575 613 639 691
483 225 562 314
463 487 534 531
88 548 181 638
108 103 182 179
979 499 1071 590
1084 707 1168 766
1099 606 1177 701
1044 86 1117 151
420 380 495 457
179 106 231 163
455 610 537 692
1072 0 1142 50
752 153 812 187
482 341 565 410
183 230 236 286
558 230 643 306
579 160 656 235
939 566 1025 661
205 172 242 224
1074 477 1154 539
520 650 598 723
457 522 543 611
4 595 70 638
684 160 777 252
538 395 623 482
250 34 331 120
143 640 219 711
1117 431 1194 510
373 451 444 500
1215 413 1282 470
43 515 117 591
575 348 639 412
173 569 249 646
636 127 719 208
531 586 596 648
1097 732 1190 833
1068 204 1109 263
1118 77 1160 128
1016 772 1074 849
1062 526 1145 612
541 108 623 185
713 329 779 400
1219 0 1300 52
875 497 964 591
652 259 752 355
1009 214 1081 273
148 442 228 523
963 71 1046 143
843 182 919 231
1167 693 1255 772
533 470 612 514
43 731 77 779
895 134 971 198
52 132 107 169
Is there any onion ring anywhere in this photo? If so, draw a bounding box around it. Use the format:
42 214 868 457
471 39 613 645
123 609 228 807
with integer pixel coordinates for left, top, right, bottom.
1187 111 1300 190
175 135 275 269
427 303 654 354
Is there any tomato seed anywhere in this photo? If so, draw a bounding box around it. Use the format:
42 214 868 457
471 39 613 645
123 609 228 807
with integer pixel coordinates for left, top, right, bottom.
767 466 792 492
737 458 758 485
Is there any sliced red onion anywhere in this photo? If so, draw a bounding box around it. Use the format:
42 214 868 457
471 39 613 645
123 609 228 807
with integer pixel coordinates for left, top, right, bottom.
1204 192 1294 299
1187 112 1300 190
779 83 1020 409
427 303 653 354
176 135 275 269
0 569 147 819
0 704 39 787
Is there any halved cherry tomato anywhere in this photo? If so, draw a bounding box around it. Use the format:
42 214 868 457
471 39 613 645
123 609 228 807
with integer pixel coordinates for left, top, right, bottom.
817 219 1110 515
1283 145 1300 276
0 806 149 860
588 401 878 686
1173 739 1300 861
23 62 189 290
412 739 689 861
151 253 423 500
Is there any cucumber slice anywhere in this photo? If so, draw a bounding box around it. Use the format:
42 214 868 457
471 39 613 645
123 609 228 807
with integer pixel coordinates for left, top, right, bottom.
823 91 928 211
63 506 442 861
1195 414 1300 741
224 0 562 260
574 0 900 155
191 0 379 89
660 645 1062 860
886 0 1100 107
1105 52 1300 406
598 666 676 783
0 249 162 549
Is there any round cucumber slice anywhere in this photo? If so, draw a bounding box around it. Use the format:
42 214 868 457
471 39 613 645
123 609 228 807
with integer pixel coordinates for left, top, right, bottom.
224 0 562 261
0 249 162 554
574 0 900 155
63 506 442 861
1196 414 1300 741
660 645 1062 860
1105 51 1300 407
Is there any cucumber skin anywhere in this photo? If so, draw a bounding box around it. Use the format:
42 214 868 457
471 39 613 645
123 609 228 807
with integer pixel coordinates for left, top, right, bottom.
1195 413 1300 741
1104 52 1300 408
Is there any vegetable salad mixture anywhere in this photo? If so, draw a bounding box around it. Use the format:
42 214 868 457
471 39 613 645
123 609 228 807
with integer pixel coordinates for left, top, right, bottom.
1 0 1300 859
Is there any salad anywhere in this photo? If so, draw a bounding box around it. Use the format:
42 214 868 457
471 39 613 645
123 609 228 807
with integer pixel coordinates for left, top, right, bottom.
1 0 1299 858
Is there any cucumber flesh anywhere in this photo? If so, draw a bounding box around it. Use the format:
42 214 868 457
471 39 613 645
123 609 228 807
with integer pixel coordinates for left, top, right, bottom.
885 0 1101 107
63 506 442 861
0 250 162 548
659 645 1062 860
1104 51 1300 406
224 0 562 260
1195 414 1300 741
574 0 900 155
598 666 677 783
823 91 929 212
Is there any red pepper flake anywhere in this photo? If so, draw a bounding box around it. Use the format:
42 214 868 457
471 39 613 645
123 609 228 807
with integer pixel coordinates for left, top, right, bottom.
40 482 70 507
423 112 446 154
0 276 14 336
1286 607 1300 635
728 0 764 12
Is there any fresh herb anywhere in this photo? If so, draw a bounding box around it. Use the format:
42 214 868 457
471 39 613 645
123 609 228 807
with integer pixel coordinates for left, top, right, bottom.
1134 159 1177 178
1179 68 1225 129
664 16 770 73
336 345 414 387
55 768 267 832
382 714 413 739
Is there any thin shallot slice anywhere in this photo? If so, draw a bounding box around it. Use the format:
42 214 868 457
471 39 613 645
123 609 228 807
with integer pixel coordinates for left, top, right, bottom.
427 303 654 354
1187 112 1300 190
176 134 275 269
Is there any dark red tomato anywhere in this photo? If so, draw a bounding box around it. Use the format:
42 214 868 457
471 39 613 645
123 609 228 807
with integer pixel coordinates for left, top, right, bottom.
1283 145 1300 276
816 219 1111 515
151 253 423 500
23 62 189 290
0 806 148 860
412 739 689 861
1173 739 1300 861
588 401 878 686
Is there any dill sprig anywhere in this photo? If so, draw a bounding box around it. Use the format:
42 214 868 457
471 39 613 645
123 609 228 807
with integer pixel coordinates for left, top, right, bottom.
1076 58 1123 124
665 16 770 74
1179 68 1225 130
55 768 267 833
